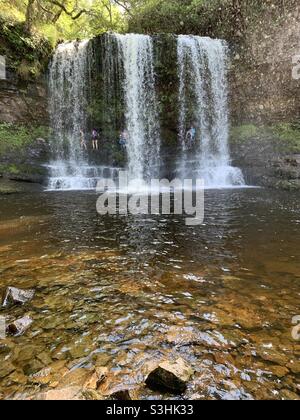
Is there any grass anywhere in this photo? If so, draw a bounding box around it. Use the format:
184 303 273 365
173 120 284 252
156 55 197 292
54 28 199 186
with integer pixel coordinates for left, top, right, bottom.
230 123 300 154
0 123 49 155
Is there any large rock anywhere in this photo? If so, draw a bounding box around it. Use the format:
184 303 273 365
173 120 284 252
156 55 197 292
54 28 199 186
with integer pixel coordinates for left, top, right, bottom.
7 316 33 336
2 287 35 307
145 358 194 394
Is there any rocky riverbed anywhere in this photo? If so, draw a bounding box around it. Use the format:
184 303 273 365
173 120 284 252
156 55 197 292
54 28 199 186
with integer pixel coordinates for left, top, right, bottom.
0 189 299 400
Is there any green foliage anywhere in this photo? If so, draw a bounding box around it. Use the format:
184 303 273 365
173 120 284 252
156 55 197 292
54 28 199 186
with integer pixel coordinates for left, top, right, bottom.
230 125 259 142
127 0 298 39
0 123 49 154
0 15 52 78
230 123 300 154
0 1 127 44
274 123 300 154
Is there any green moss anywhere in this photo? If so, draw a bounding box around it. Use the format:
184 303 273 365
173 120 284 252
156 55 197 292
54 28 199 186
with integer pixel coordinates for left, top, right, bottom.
0 123 49 155
274 179 300 191
230 125 260 143
230 123 300 154
273 123 300 154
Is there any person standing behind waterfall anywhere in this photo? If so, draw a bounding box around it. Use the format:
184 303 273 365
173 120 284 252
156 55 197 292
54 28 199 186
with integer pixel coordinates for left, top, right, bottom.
92 129 99 150
119 129 128 150
186 125 196 148
80 130 87 151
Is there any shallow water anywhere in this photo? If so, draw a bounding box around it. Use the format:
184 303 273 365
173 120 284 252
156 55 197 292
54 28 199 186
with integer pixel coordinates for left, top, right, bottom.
0 189 299 400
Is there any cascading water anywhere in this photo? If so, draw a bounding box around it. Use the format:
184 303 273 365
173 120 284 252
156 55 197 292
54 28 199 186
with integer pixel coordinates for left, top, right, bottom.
115 34 161 181
177 35 245 187
47 41 120 190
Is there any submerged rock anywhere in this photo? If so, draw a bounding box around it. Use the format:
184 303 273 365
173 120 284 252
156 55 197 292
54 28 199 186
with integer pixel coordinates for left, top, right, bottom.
145 358 194 394
111 389 132 401
7 316 33 336
34 386 84 401
2 287 35 307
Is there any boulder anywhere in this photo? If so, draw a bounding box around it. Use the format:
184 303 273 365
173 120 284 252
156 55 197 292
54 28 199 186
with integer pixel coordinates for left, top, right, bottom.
7 315 33 336
2 287 35 307
145 358 194 394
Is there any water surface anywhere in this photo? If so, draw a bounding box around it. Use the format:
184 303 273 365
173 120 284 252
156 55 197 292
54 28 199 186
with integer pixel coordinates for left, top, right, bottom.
0 189 299 400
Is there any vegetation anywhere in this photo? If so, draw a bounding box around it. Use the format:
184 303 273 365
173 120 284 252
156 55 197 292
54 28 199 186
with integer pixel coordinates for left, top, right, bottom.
0 123 49 154
230 123 300 154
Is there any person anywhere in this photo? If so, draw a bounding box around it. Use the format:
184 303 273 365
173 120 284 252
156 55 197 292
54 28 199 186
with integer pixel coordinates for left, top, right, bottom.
186 125 196 147
119 129 128 150
80 130 87 151
92 128 99 150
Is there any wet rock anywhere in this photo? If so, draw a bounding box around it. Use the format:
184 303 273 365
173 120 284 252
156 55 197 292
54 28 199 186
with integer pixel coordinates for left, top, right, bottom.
98 371 138 399
2 287 35 307
287 361 300 375
69 344 89 359
7 315 33 336
23 359 45 376
259 349 289 366
35 386 84 401
111 390 132 400
280 389 300 400
83 367 108 390
0 362 15 379
145 358 194 394
36 351 53 366
267 365 289 378
57 368 93 389
5 370 27 386
30 367 52 385
93 353 112 367
81 389 105 400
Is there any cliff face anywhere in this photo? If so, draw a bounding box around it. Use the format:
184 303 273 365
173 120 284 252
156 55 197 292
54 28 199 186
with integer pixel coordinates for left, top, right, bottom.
230 5 300 125
0 75 48 125
1 4 300 190
228 4 300 188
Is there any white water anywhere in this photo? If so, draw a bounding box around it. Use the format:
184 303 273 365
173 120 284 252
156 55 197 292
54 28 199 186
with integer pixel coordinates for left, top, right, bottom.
177 36 245 187
47 41 115 191
115 34 161 181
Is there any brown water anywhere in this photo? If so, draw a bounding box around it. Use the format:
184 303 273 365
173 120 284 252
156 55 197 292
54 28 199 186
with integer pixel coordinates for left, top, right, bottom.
0 189 299 400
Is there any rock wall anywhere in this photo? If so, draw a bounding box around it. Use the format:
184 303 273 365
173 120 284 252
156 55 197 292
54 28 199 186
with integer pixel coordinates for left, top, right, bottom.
0 73 50 188
1 3 300 190
228 4 300 189
0 74 48 125
230 5 300 125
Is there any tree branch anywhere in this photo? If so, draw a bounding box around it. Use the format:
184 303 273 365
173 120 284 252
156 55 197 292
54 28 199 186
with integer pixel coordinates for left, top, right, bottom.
113 0 133 16
46 0 88 20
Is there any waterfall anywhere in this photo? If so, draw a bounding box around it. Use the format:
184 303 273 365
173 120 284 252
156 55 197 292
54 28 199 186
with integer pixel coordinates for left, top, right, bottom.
47 41 120 191
115 34 161 181
177 35 245 187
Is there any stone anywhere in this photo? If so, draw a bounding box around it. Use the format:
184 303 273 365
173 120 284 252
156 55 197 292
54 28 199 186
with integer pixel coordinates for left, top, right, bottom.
23 359 45 376
111 390 132 400
7 316 33 336
57 368 92 389
280 389 300 400
93 353 111 367
35 386 83 401
2 287 35 307
36 351 53 366
81 389 105 400
287 361 300 374
0 362 15 379
145 358 194 394
83 367 108 390
267 365 289 378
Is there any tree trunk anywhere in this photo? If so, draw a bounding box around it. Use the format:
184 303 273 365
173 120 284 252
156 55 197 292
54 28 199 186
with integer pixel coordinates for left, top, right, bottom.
25 0 36 34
